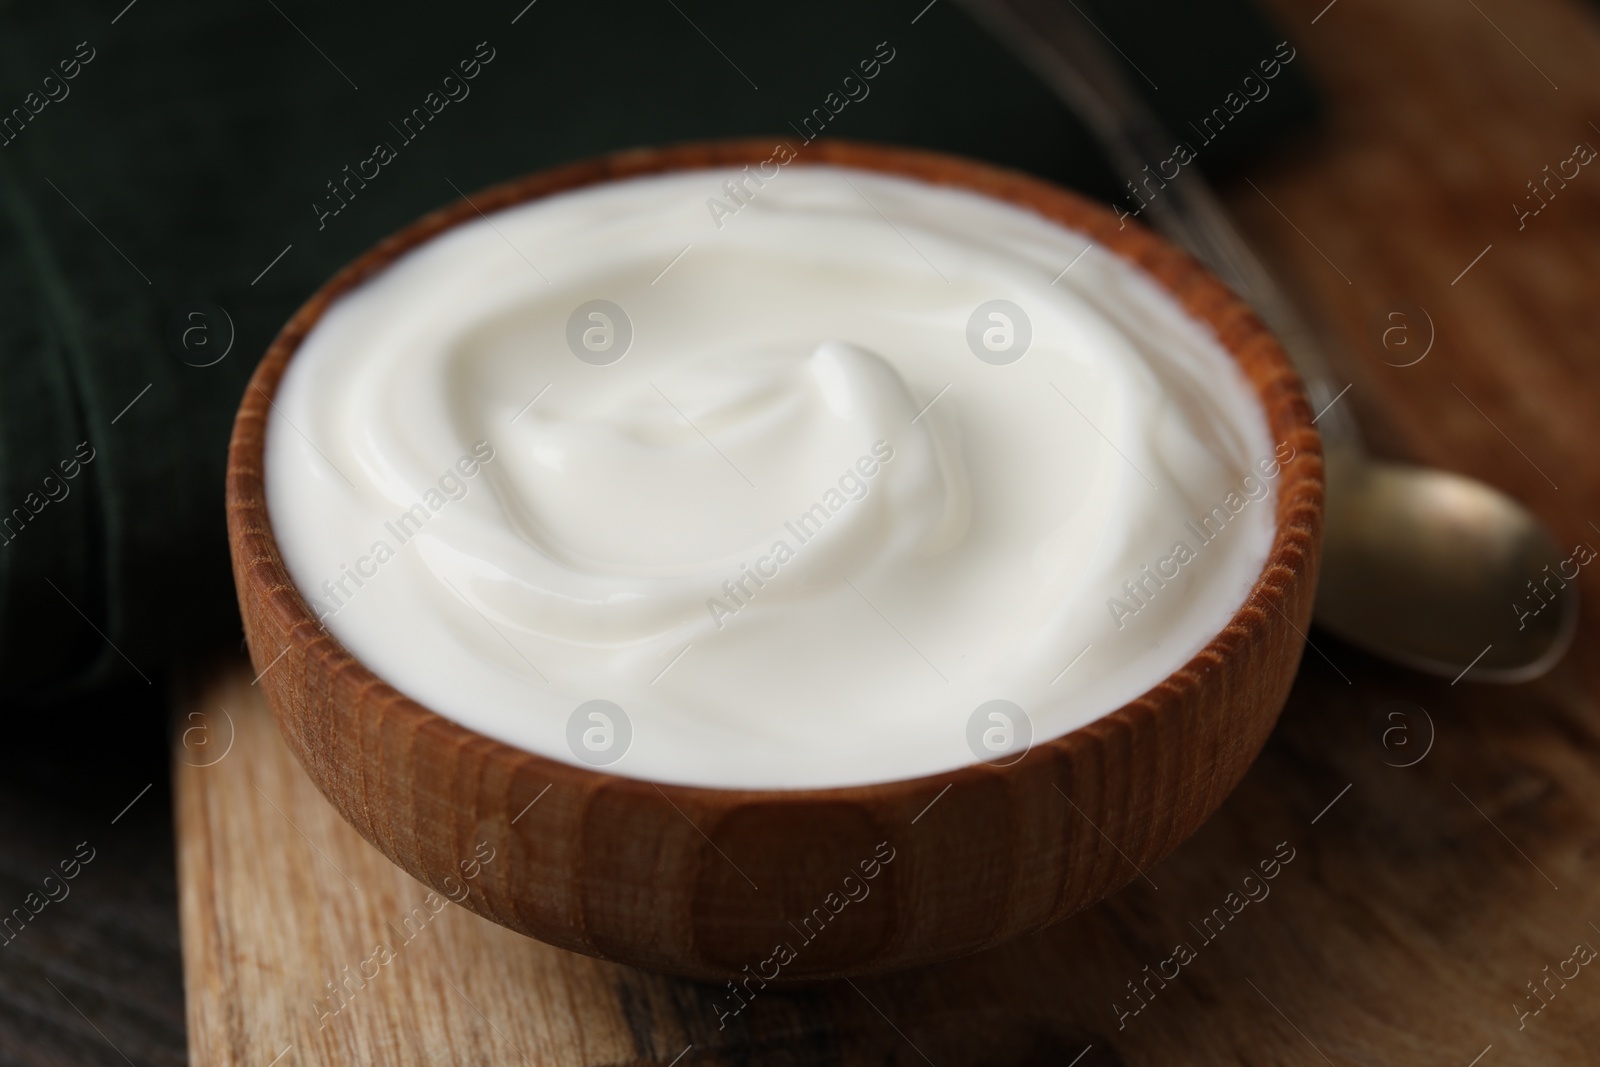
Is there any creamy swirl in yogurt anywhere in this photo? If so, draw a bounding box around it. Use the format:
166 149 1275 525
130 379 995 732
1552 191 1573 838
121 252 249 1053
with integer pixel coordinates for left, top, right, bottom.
266 164 1278 788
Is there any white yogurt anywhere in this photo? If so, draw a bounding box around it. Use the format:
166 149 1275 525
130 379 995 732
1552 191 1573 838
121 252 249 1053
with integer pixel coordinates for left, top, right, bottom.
265 164 1281 789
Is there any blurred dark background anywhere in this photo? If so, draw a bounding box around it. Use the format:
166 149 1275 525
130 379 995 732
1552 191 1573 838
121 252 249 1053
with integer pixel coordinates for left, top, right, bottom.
0 0 1314 1061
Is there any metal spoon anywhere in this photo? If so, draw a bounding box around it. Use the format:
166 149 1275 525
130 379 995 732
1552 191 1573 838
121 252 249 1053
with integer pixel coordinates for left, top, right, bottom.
959 0 1577 680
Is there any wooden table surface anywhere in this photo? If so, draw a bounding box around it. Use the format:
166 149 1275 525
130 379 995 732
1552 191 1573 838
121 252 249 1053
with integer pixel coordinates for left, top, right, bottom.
175 0 1600 1064
0 684 184 1067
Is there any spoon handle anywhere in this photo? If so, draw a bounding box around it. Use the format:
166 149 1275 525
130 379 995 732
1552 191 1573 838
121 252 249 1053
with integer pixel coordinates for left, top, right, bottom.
956 0 1361 450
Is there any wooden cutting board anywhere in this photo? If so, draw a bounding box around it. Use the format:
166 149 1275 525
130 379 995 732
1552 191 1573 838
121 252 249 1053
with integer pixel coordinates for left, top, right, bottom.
176 0 1600 1061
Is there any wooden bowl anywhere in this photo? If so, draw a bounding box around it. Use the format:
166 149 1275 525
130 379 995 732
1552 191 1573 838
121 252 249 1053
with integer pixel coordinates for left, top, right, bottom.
226 139 1323 982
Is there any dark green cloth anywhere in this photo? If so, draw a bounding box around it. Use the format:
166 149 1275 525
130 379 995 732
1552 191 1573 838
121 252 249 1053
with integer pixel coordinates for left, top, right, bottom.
0 0 1316 698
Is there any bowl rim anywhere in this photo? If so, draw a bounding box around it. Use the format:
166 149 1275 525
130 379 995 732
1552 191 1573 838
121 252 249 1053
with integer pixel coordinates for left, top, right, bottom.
227 136 1323 807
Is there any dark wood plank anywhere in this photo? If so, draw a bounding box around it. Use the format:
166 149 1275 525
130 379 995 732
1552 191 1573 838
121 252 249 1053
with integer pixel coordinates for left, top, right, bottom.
0 682 185 1067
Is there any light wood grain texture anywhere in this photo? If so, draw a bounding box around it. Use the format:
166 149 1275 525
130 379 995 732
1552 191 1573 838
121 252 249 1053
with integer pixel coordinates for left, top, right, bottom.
185 0 1600 1060
224 140 1322 982
176 663 646 1067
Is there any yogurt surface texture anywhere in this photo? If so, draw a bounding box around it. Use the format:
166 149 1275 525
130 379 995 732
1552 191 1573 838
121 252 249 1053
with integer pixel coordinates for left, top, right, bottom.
265 163 1283 789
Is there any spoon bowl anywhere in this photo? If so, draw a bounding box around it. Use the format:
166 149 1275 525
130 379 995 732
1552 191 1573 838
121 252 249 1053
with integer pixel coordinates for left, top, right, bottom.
1315 452 1577 681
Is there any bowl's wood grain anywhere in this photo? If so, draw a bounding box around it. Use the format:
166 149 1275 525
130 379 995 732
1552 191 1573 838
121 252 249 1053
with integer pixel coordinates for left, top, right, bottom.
225 139 1322 981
